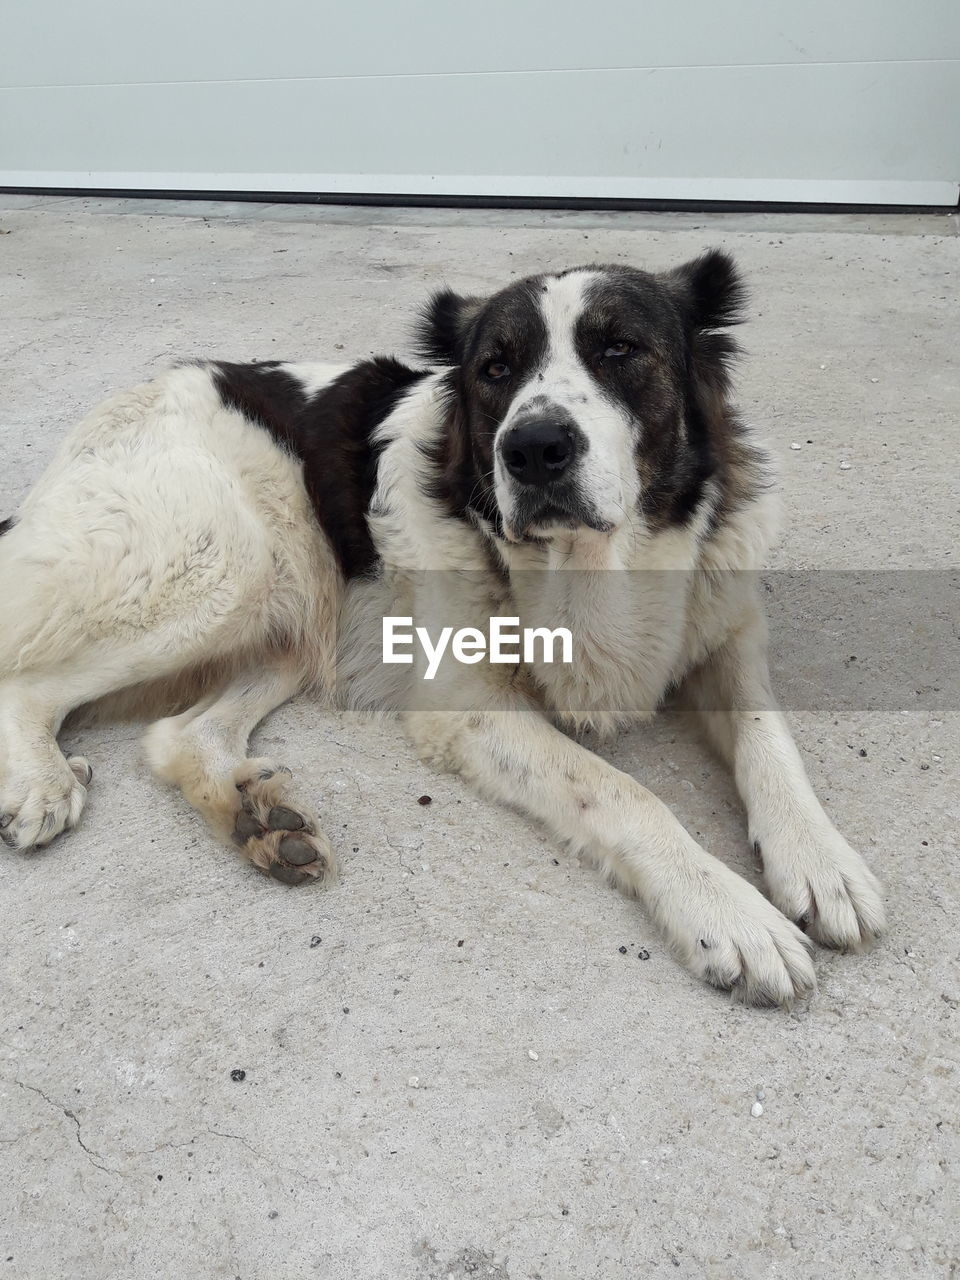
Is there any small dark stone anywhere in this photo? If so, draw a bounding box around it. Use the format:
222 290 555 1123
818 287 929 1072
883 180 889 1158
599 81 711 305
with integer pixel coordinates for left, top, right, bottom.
552 859 559 865
417 795 432 806
156 1175 163 1181
921 840 928 846
268 1210 279 1219
638 949 651 961
859 748 867 757
230 1069 246 1082
920 763 930 771
342 1006 350 1014
457 939 464 947
618 946 627 954
699 939 711 949
309 935 322 948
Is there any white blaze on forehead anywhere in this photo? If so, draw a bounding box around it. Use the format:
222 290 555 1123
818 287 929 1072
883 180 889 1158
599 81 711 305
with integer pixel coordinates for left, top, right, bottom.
535 271 601 391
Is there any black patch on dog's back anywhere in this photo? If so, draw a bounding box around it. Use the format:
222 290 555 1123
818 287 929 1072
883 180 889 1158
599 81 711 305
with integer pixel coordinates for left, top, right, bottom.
212 360 305 438
213 359 428 578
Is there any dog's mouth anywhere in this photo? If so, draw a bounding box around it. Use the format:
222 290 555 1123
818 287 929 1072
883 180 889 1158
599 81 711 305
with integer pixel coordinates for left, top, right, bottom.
502 488 614 543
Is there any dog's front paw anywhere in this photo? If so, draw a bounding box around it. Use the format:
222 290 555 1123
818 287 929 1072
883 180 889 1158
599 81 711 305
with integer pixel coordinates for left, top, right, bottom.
667 860 816 1007
756 827 885 952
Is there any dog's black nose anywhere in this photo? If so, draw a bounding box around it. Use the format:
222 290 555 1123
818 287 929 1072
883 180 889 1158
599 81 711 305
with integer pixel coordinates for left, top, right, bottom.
501 420 575 486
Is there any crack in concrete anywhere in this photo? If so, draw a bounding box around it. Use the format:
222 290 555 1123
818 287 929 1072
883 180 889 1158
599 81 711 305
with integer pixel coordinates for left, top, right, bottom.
4 1094 322 1190
206 1127 323 1188
15 1080 119 1176
0 1131 34 1145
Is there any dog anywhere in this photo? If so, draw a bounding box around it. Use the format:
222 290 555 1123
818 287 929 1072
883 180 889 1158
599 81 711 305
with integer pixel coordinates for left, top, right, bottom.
0 250 884 1005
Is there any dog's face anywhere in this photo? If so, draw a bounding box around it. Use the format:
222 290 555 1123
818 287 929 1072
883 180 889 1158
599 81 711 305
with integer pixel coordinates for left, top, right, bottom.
418 251 744 540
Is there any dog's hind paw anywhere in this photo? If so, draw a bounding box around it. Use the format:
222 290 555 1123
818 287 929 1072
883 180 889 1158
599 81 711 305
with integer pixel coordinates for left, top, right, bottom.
0 756 92 851
232 766 335 887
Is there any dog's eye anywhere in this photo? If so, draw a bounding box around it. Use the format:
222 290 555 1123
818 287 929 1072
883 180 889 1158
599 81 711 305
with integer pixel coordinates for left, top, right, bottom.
484 360 511 381
603 341 635 358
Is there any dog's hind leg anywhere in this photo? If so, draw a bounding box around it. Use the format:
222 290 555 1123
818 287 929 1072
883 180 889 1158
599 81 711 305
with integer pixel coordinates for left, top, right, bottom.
0 517 168 850
143 657 335 886
0 651 179 851
1 365 335 857
0 476 276 853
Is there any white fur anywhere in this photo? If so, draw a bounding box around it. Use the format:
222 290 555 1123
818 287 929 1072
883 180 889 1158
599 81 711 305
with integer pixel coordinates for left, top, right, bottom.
0 335 885 1003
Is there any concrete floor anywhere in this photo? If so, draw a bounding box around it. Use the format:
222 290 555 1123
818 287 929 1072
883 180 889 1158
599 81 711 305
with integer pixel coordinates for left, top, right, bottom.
0 197 958 1279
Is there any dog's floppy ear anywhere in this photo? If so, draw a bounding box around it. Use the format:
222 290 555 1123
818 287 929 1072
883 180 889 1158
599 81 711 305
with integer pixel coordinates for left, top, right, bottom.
667 249 746 331
414 289 486 366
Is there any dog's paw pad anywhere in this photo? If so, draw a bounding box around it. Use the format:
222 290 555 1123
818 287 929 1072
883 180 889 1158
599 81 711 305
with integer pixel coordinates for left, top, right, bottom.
277 833 318 865
269 862 316 886
233 809 263 843
267 805 306 832
230 782 335 887
258 828 334 886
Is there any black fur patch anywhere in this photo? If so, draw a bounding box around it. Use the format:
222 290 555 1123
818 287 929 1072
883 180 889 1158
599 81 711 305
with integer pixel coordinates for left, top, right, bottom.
213 359 428 578
419 280 550 531
0 517 13 536
414 289 486 365
668 248 747 332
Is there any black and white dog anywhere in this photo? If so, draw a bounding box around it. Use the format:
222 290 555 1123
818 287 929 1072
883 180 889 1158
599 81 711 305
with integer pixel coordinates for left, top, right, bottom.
0 251 884 1004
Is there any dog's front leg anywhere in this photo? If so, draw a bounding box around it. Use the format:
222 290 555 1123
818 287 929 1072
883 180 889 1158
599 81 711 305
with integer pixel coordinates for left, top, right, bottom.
684 604 886 950
405 693 815 1007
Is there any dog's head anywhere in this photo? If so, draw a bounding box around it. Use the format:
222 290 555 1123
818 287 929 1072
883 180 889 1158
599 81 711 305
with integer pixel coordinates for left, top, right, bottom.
418 251 745 541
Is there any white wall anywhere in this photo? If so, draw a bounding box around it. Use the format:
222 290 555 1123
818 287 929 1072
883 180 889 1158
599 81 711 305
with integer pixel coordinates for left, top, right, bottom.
1 0 958 204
